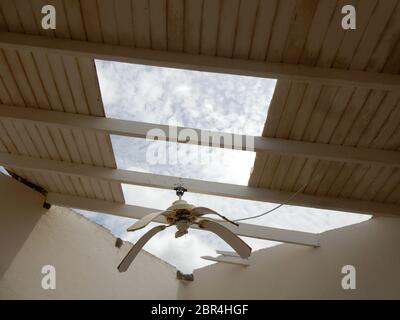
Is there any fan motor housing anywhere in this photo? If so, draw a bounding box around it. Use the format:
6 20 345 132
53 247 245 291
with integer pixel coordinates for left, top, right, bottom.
165 199 197 227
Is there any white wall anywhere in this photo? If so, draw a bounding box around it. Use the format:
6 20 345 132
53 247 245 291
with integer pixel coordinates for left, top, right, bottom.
2 172 400 299
0 174 178 299
178 215 400 299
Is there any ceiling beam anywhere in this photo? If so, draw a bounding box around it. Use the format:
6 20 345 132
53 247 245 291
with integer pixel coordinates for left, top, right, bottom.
0 32 399 90
1 105 400 168
46 192 319 247
0 152 399 216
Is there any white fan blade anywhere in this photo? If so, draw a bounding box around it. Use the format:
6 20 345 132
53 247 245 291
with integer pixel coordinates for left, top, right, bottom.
192 207 219 216
198 219 251 259
118 225 166 272
192 207 238 226
127 210 171 232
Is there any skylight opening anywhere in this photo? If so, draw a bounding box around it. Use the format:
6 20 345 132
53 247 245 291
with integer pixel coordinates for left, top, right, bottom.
111 136 256 185
93 59 372 273
96 59 276 186
96 59 276 135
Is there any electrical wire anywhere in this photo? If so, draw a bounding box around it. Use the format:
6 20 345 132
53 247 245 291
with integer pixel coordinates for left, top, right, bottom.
233 183 308 222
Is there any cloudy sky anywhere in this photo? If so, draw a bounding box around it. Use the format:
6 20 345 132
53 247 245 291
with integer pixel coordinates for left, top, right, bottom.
79 60 371 273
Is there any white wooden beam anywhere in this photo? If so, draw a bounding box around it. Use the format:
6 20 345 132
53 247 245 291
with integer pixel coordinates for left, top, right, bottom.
46 192 319 246
201 255 250 266
1 152 399 216
1 105 400 168
0 32 399 90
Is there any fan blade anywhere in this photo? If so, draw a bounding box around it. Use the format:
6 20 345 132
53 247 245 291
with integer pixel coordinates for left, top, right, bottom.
192 207 239 226
118 225 166 272
127 210 172 232
191 207 217 216
198 219 251 259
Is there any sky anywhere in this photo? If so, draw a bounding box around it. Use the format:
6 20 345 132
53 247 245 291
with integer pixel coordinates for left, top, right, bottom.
78 60 371 273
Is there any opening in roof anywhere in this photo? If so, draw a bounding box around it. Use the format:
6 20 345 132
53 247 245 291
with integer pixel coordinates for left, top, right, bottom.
95 60 276 135
95 59 276 186
84 61 374 273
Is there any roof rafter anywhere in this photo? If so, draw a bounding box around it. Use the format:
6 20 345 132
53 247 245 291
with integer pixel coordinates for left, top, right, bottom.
0 152 399 216
1 105 399 168
0 32 399 90
46 192 319 247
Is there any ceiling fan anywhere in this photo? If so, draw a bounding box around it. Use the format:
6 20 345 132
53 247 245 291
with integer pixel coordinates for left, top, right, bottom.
118 184 252 272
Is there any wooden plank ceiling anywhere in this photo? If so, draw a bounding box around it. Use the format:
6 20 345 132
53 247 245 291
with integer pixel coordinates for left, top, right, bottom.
0 0 399 211
249 0 400 208
0 0 124 203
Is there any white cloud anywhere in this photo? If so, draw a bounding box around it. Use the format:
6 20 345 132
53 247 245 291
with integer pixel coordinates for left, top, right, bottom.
96 60 276 135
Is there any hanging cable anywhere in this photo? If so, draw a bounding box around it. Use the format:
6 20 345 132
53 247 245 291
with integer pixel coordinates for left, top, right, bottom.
233 183 308 222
